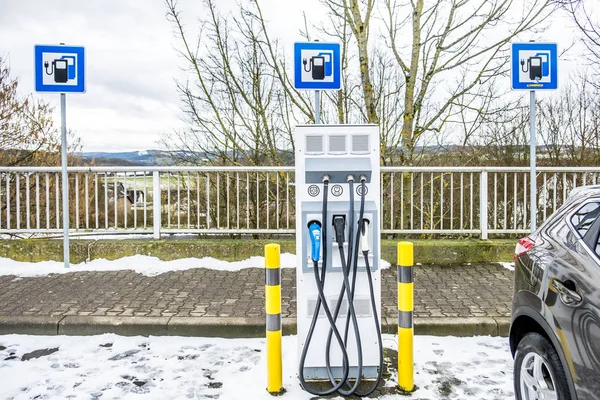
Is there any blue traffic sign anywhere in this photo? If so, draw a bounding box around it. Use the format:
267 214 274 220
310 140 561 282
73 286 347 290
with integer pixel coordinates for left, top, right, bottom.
511 43 558 90
294 42 341 90
35 45 85 93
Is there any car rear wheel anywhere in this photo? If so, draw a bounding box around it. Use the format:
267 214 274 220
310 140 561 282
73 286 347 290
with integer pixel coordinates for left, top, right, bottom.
514 332 570 400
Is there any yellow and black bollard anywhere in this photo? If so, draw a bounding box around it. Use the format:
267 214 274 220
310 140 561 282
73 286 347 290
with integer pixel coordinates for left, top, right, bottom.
265 244 283 394
397 241 414 392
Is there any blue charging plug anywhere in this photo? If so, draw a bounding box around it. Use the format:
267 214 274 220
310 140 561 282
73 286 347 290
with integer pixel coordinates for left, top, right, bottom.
308 221 322 262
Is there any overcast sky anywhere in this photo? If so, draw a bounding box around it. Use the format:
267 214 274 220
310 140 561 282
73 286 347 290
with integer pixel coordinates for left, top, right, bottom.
0 0 321 152
0 0 586 153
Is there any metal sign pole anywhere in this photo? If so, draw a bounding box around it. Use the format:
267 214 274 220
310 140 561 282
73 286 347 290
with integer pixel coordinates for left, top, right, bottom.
530 90 536 233
60 93 70 267
314 90 320 124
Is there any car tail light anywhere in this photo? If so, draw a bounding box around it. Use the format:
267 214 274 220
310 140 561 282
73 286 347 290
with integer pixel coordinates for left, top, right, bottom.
514 236 535 262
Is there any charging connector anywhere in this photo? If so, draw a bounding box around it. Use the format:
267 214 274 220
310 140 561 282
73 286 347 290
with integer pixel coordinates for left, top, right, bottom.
308 221 322 262
360 219 370 253
332 215 346 246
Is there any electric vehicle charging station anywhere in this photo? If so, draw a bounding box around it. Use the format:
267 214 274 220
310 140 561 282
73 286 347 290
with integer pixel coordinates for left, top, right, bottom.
295 124 382 396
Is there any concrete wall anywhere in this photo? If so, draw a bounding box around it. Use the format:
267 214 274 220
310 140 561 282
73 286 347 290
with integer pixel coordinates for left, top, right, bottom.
0 238 515 265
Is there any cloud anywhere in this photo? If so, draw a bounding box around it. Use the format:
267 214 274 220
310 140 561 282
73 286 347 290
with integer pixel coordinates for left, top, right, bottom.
0 0 185 152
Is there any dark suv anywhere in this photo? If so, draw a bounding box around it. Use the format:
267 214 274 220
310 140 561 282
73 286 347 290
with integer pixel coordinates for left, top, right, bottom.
510 185 600 400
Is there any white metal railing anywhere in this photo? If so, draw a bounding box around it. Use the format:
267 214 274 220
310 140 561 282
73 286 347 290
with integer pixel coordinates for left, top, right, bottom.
1 166 599 239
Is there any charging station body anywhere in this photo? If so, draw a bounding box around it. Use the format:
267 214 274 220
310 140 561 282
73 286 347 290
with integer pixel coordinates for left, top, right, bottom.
295 124 381 380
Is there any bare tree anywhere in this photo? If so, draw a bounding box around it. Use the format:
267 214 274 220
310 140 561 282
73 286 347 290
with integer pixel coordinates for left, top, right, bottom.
474 103 530 166
382 0 556 164
0 56 71 166
539 72 600 165
310 1 405 164
560 0 600 74
162 0 306 167
165 0 557 167
313 0 555 164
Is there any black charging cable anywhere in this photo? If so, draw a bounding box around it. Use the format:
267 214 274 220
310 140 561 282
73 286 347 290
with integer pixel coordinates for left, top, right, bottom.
324 176 363 395
302 58 311 72
44 61 53 75
298 177 350 396
299 176 383 396
329 211 363 395
326 177 383 396
353 179 383 396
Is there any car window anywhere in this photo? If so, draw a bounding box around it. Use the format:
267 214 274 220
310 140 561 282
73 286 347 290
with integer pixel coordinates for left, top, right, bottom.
546 214 578 246
571 202 600 239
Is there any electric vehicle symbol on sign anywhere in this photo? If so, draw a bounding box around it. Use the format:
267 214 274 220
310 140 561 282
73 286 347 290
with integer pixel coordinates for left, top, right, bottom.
302 50 334 82
34 45 85 93
510 43 558 90
41 53 78 86
519 51 550 82
44 55 77 83
293 42 341 90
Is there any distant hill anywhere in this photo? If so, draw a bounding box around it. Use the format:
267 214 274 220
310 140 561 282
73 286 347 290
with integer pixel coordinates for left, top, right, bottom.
80 150 206 166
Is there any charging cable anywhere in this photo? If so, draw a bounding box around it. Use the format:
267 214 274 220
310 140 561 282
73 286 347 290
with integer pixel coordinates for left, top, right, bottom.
44 61 53 75
357 215 384 396
299 176 383 396
332 177 383 396
299 177 350 396
328 209 363 395
303 58 311 72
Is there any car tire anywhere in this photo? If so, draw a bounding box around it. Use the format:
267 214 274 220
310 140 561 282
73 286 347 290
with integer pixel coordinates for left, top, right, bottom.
514 332 571 400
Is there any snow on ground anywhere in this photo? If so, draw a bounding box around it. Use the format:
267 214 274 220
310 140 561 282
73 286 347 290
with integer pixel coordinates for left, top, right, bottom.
0 334 514 400
498 262 515 272
0 254 297 278
0 256 392 278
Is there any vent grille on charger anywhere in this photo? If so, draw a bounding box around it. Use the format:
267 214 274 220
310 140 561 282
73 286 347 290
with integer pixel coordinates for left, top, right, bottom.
329 135 347 153
306 135 324 154
306 297 371 318
352 135 369 153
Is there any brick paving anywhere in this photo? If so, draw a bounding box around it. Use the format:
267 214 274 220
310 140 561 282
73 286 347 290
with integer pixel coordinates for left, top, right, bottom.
0 263 513 320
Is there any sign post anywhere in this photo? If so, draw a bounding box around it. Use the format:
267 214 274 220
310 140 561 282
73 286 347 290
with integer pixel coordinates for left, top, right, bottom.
511 42 558 233
35 44 86 268
293 42 341 124
314 91 320 124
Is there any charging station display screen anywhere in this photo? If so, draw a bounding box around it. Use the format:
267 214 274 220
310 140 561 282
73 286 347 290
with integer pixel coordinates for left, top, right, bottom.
531 58 541 66
56 60 67 69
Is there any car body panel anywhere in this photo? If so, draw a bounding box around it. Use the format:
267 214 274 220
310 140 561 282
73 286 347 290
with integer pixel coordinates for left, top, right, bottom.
549 239 600 399
511 295 579 399
512 185 600 400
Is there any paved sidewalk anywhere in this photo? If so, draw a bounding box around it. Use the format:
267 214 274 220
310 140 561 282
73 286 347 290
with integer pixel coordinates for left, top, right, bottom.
0 263 513 337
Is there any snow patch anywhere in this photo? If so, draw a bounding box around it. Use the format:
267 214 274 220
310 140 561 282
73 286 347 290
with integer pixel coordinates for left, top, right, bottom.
137 150 149 156
0 334 514 399
0 253 296 278
0 254 392 277
497 262 515 272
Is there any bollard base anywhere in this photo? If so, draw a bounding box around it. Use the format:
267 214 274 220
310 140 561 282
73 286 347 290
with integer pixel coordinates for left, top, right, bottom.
397 384 418 394
266 387 286 396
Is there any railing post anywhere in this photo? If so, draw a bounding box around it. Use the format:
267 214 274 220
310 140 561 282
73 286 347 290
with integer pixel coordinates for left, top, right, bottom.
480 170 488 240
153 171 161 240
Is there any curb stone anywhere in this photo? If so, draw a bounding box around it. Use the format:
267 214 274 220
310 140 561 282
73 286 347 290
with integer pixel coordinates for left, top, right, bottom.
0 316 62 335
0 315 510 337
58 316 170 336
